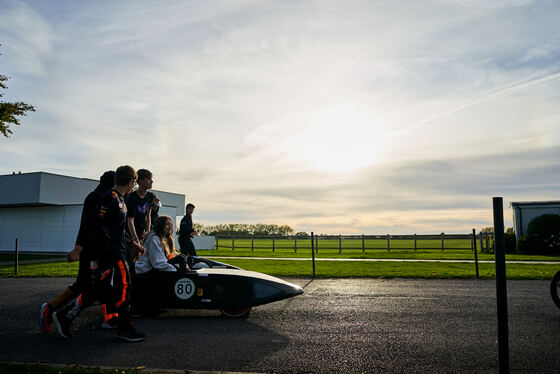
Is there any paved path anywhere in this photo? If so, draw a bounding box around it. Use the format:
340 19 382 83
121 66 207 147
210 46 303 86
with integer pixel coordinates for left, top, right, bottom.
1 277 559 373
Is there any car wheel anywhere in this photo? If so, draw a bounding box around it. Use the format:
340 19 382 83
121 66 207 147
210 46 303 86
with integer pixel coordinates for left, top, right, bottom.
220 307 252 318
551 270 560 308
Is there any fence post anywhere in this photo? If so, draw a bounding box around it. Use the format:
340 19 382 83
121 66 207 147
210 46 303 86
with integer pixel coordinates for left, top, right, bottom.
311 232 316 277
387 234 390 252
362 234 365 253
339 234 342 254
294 236 297 253
315 235 318 253
14 238 19 276
251 235 254 252
472 229 479 278
441 232 445 251
480 232 484 253
215 236 219 250
414 234 417 251
272 236 275 253
232 236 235 251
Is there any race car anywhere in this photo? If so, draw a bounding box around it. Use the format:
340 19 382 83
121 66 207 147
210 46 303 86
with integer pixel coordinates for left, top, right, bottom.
130 257 304 318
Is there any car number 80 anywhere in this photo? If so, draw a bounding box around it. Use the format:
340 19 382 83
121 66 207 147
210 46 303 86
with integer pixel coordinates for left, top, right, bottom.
174 278 195 300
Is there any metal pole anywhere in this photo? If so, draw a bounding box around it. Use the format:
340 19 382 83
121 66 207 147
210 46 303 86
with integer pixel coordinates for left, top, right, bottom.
14 238 19 276
294 236 297 253
414 234 417 251
387 234 390 252
311 232 316 277
232 236 234 251
480 232 484 253
272 236 275 253
362 234 365 253
472 229 479 279
339 234 342 254
315 235 318 253
251 235 254 252
493 197 509 374
216 236 219 250
441 232 445 251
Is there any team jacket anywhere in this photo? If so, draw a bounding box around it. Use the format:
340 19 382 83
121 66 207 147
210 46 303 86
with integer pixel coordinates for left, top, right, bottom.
93 189 128 265
178 214 194 244
74 186 106 258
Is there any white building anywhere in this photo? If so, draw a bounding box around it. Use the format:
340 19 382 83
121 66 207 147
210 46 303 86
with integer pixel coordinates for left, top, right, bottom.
511 201 560 238
0 172 185 253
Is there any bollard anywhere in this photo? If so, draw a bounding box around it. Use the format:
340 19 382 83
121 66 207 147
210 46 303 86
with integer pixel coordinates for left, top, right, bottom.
311 232 316 277
472 229 479 279
14 238 19 276
493 197 509 374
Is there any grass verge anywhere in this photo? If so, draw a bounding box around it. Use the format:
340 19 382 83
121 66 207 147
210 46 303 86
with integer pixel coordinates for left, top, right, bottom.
1 257 557 279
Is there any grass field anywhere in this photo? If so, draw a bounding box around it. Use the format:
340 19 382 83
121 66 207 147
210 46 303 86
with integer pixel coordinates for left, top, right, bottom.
1 254 558 279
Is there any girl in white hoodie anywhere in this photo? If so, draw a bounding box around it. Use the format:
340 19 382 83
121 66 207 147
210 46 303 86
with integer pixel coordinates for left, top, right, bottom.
135 215 187 274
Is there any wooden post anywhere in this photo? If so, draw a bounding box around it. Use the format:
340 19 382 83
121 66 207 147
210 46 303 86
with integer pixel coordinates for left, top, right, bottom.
294 236 297 253
232 236 235 251
362 234 365 253
387 234 390 252
441 232 445 251
272 236 275 252
414 234 417 251
215 236 219 250
339 234 342 254
251 235 254 252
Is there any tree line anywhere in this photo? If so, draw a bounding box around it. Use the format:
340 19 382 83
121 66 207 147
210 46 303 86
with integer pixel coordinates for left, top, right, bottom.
191 223 308 237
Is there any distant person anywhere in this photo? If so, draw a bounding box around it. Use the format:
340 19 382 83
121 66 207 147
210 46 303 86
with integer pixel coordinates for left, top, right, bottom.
178 203 197 265
53 165 146 342
39 171 117 333
125 169 155 272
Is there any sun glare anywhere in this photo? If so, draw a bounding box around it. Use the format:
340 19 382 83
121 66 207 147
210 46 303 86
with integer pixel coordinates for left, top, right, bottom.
284 106 389 173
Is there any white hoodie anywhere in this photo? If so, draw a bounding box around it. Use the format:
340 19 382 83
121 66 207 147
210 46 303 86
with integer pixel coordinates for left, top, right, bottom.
135 231 177 274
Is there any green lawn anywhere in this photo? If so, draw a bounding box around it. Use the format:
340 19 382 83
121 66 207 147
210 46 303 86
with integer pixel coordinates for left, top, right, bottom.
2 256 558 280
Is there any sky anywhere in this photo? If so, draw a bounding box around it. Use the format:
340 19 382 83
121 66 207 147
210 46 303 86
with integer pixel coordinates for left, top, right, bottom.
1 0 559 234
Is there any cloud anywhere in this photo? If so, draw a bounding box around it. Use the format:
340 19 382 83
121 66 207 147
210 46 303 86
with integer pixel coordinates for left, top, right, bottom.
1 0 559 235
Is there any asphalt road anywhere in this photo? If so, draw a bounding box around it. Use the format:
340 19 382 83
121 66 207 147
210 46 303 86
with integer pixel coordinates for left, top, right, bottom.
0 277 559 373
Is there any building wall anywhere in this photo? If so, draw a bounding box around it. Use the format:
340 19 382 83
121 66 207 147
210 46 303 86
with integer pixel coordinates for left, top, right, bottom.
512 202 560 237
0 205 81 252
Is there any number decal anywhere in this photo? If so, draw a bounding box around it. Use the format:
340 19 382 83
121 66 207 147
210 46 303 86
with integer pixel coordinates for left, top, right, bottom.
174 278 195 300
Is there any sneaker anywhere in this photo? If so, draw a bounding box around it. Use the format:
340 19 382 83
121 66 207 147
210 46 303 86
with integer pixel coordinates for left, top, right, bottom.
52 311 72 339
39 303 51 333
116 326 145 342
101 317 117 330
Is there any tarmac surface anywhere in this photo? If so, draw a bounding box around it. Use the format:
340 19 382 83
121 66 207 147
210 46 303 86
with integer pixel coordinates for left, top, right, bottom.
0 277 559 373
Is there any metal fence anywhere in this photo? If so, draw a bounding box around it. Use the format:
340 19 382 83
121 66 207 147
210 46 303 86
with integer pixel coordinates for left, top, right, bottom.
215 232 495 253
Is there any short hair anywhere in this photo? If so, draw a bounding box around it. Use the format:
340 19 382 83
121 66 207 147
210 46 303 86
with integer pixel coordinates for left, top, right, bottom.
186 203 195 210
137 169 152 181
115 165 137 186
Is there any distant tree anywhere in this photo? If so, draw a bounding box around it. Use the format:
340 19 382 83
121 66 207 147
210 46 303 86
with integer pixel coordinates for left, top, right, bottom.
481 227 494 234
295 231 309 237
1 47 35 137
193 223 207 235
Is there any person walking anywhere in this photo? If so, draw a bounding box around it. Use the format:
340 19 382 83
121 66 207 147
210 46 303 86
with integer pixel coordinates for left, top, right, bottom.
178 203 197 266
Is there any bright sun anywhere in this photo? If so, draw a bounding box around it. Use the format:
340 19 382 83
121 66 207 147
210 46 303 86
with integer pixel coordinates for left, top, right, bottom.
283 106 389 173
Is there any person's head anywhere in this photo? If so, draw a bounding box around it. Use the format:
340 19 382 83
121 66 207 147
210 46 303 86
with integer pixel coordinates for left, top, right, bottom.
115 165 137 193
98 170 115 192
136 169 153 190
186 203 195 215
153 215 175 256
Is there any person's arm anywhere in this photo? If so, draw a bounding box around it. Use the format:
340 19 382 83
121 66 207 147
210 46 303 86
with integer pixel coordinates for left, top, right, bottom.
144 208 152 240
127 217 140 243
70 192 97 262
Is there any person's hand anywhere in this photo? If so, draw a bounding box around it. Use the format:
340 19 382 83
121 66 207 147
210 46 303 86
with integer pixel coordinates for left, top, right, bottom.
191 230 198 237
140 231 147 241
132 241 146 256
67 245 83 263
